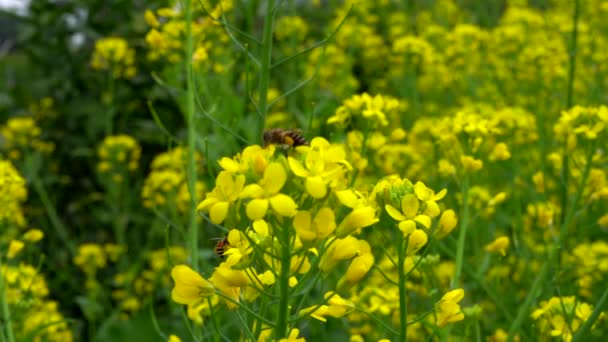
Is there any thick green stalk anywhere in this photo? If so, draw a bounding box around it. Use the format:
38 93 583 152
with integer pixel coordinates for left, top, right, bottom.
274 224 291 339
0 261 15 342
397 238 408 342
452 175 470 287
184 0 199 268
255 0 276 142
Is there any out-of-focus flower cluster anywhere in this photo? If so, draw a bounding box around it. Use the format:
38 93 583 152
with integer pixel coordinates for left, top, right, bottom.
90 37 136 79
144 1 234 72
141 146 205 217
1 117 55 160
97 134 141 184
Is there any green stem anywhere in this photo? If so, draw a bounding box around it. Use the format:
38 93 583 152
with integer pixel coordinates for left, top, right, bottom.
507 252 552 341
31 176 75 255
105 75 115 136
255 0 276 142
560 0 580 225
0 260 15 342
558 144 594 259
274 223 291 339
565 0 579 109
398 238 408 342
452 175 470 287
184 0 199 268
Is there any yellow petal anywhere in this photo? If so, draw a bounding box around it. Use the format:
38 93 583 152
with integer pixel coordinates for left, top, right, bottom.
218 157 240 173
335 189 359 208
252 220 269 237
210 202 229 224
293 211 315 242
414 181 433 201
414 214 431 229
407 229 428 254
314 207 336 239
288 157 310 177
171 265 214 305
240 184 264 198
385 204 406 221
437 209 457 238
306 176 327 198
424 200 440 218
398 220 416 236
401 194 419 218
269 194 298 217
197 197 219 211
246 199 269 220
263 162 287 194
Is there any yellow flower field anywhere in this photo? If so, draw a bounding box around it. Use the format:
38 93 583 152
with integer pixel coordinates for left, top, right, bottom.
1 0 607 341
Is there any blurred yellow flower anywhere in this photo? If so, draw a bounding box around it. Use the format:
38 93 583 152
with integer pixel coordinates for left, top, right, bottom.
7 240 24 259
484 236 510 256
23 229 44 243
435 288 465 327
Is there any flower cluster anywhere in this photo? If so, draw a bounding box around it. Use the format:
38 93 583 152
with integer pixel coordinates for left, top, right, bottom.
141 146 205 217
144 1 234 72
0 159 27 229
531 296 605 341
1 116 55 160
1 264 72 341
90 37 136 79
97 134 141 184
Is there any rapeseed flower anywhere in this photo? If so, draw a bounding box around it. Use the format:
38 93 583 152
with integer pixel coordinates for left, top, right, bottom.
239 162 298 220
435 288 465 327
170 265 214 306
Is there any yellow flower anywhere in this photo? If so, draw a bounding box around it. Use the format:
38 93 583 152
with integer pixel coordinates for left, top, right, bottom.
335 206 378 237
209 262 249 309
223 229 253 266
168 334 182 342
288 137 351 198
407 229 428 255
239 162 297 220
338 252 374 290
145 10 160 28
385 193 430 236
489 142 511 161
6 240 24 259
279 328 305 342
435 288 465 327
170 265 214 306
74 243 108 274
22 229 44 243
300 292 355 322
484 236 510 256
293 208 336 243
461 155 483 172
436 209 457 239
197 171 245 224
320 237 370 273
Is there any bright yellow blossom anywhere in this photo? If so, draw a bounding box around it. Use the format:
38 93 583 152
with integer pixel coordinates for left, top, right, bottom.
170 265 214 306
239 162 297 220
197 171 246 224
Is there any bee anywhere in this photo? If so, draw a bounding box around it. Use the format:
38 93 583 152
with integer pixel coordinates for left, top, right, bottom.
263 128 309 148
213 237 229 258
